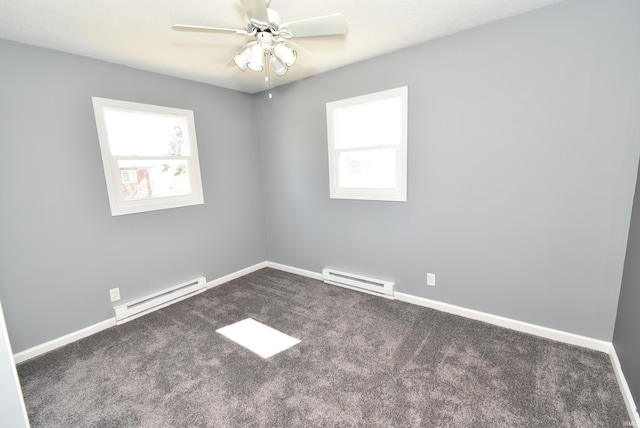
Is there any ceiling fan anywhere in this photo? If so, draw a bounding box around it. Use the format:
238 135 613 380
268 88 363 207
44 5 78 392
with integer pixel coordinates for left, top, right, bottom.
172 0 348 78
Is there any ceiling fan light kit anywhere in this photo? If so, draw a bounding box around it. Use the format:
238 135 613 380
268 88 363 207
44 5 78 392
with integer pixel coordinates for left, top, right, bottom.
269 54 288 76
273 43 296 67
247 44 266 72
234 31 295 76
173 0 347 82
233 44 253 71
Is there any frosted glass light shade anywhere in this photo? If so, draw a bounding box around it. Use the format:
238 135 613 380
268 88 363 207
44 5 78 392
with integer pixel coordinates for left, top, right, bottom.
273 43 297 67
269 55 288 76
233 47 251 71
248 44 265 72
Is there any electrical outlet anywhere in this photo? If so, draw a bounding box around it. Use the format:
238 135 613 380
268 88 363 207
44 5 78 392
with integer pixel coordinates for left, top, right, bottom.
427 273 436 287
109 288 121 302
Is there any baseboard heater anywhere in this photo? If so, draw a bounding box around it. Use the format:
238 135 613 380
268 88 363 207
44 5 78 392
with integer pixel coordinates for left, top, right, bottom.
322 268 394 299
114 276 207 325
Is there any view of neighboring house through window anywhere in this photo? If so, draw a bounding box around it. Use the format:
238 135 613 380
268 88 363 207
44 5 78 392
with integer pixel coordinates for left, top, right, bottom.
92 97 204 216
326 86 408 201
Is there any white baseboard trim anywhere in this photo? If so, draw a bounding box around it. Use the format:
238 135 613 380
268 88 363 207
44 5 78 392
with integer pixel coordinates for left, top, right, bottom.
610 345 640 427
9 260 637 424
206 261 268 289
13 318 116 364
394 292 612 353
13 262 270 363
265 261 323 281
264 262 612 353
12 260 637 424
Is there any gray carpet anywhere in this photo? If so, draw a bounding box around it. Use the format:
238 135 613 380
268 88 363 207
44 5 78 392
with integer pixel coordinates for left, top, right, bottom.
18 268 630 427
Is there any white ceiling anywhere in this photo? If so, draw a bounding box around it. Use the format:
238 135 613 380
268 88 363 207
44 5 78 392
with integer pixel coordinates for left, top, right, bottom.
0 0 564 94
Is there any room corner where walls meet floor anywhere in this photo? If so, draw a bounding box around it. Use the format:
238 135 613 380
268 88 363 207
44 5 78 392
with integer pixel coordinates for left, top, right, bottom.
11 261 640 426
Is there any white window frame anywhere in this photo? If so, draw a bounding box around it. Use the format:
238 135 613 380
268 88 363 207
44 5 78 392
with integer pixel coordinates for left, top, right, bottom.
326 86 408 202
92 97 204 216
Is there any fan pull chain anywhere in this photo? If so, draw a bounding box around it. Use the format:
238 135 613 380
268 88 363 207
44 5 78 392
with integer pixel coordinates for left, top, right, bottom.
265 52 273 99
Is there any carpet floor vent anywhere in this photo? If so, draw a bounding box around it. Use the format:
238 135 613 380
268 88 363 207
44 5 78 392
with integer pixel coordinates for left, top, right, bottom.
322 268 394 299
114 276 207 325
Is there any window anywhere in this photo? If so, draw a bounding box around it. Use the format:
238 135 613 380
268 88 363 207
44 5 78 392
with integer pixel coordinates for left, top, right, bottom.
121 170 138 184
326 86 408 201
92 97 204 216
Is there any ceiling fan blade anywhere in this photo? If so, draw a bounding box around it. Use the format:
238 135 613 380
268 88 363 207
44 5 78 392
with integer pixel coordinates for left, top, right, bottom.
239 0 269 24
282 14 348 38
172 24 248 36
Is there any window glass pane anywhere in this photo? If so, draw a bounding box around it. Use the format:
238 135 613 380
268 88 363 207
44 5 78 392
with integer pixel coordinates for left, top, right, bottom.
121 170 138 184
334 97 401 149
326 86 407 201
117 159 191 201
338 149 397 189
104 109 190 156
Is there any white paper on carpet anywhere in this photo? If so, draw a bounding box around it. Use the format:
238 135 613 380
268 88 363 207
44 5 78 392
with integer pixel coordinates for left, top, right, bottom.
216 318 300 358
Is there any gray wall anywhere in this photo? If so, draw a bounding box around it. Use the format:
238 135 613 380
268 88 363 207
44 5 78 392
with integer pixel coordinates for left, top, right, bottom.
614 159 640 407
256 0 640 340
1 0 639 354
0 40 267 353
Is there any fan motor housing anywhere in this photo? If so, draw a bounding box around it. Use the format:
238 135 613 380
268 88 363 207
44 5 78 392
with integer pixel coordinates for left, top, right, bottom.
256 31 274 47
247 8 281 34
